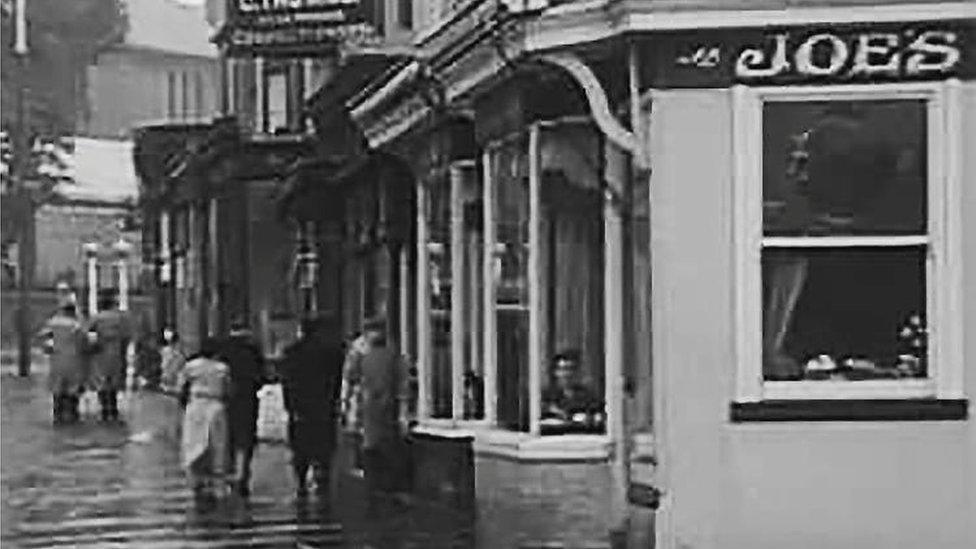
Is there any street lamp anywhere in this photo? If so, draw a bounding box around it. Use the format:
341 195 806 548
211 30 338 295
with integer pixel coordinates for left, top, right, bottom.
297 244 319 318
112 238 133 311
82 241 99 315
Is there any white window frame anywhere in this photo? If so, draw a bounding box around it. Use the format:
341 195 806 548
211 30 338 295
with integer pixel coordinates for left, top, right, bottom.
413 117 621 452
732 81 965 402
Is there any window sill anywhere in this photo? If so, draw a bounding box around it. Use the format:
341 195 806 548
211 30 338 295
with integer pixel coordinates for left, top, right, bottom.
730 399 969 422
412 422 613 462
473 429 613 462
762 379 936 400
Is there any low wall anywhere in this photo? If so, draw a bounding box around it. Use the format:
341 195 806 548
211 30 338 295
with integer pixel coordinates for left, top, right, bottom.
475 453 613 549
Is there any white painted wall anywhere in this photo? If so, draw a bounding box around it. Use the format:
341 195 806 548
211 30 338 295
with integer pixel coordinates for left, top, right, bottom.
648 84 976 549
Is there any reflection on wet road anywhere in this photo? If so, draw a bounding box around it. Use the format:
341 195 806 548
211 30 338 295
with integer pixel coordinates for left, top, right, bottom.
1 373 342 548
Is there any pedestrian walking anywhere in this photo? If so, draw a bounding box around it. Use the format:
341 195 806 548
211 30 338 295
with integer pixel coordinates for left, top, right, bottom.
159 327 187 394
38 303 86 424
133 312 161 390
177 337 231 509
85 291 131 422
216 319 266 497
341 317 411 513
279 317 345 498
339 331 368 470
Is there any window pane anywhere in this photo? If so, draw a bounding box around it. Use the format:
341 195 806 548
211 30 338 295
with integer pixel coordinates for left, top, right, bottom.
491 138 529 431
762 247 927 381
428 175 452 419
763 100 926 236
266 70 288 134
461 168 484 420
540 169 605 435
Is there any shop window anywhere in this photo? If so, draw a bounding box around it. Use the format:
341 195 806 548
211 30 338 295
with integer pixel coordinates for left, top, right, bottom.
427 173 452 418
460 168 484 420
490 136 530 431
734 83 964 402
265 65 289 134
414 120 610 434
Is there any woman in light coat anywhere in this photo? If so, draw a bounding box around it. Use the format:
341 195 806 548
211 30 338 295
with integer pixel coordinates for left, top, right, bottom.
39 304 86 424
177 338 231 508
159 327 186 394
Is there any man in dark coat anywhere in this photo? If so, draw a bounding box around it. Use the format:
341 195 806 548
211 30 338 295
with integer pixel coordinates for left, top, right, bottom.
279 316 345 498
343 317 411 512
216 320 266 497
86 291 131 422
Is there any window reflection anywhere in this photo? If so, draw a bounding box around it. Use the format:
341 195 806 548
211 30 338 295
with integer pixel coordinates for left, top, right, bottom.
492 138 530 431
428 175 452 419
762 100 926 236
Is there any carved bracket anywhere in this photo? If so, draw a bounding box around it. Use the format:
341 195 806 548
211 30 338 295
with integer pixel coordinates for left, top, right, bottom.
535 53 638 156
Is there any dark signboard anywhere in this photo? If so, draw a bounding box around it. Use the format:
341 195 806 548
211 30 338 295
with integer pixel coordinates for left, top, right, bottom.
232 0 359 17
641 19 975 88
221 0 378 54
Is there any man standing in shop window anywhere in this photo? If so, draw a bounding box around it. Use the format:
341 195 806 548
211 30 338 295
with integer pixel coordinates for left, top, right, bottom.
342 317 411 514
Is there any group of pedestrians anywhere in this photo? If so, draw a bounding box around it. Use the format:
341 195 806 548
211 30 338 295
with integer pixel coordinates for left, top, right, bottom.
174 313 414 514
42 289 415 512
39 290 131 424
173 321 265 507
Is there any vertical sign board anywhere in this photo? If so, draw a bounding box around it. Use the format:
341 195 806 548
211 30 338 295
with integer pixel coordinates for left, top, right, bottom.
639 19 975 88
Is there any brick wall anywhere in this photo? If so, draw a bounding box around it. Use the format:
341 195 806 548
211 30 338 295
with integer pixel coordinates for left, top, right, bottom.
475 454 613 549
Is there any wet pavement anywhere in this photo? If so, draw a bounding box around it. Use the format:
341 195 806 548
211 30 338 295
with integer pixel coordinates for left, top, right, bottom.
1 363 474 548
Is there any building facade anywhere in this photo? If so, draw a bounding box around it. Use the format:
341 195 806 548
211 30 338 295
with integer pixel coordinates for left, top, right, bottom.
294 1 976 548
139 1 976 548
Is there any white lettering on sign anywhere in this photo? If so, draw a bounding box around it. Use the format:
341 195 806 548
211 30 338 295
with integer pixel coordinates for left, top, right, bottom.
237 0 357 14
676 46 722 68
735 34 790 78
735 29 961 80
794 33 848 76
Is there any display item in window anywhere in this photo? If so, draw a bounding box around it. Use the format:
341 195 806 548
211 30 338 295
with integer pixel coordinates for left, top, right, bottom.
895 313 927 378
540 350 604 435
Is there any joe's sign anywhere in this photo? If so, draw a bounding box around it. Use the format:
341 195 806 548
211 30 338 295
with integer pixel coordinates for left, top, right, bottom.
735 29 959 80
657 21 973 87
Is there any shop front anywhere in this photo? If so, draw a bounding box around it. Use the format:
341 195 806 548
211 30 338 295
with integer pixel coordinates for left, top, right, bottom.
335 2 976 548
639 15 976 549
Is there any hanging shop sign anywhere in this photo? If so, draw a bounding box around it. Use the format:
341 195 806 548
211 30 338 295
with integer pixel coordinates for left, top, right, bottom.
233 0 358 17
227 21 381 51
644 20 974 88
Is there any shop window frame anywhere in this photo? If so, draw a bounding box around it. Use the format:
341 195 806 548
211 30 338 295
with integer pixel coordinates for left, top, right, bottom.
731 81 965 407
414 117 616 451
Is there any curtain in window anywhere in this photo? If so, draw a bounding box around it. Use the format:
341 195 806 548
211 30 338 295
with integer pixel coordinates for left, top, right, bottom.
762 254 808 380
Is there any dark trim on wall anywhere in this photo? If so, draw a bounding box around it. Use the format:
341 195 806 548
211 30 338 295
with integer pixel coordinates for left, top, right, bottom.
730 399 969 422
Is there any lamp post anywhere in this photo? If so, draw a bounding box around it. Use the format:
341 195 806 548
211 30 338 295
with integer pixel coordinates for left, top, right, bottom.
12 0 33 377
113 238 133 311
82 242 99 316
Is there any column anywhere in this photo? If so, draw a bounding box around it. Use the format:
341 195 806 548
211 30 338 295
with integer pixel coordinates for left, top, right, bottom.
416 180 430 421
115 240 130 312
207 198 219 336
527 125 542 436
450 162 465 421
254 56 265 133
481 149 497 425
83 242 99 315
604 140 627 539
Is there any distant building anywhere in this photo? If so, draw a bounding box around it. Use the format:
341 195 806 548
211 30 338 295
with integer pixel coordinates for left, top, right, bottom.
83 0 219 138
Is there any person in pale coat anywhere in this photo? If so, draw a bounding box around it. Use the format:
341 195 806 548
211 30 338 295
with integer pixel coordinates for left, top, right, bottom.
38 303 86 424
177 337 231 508
159 327 187 394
